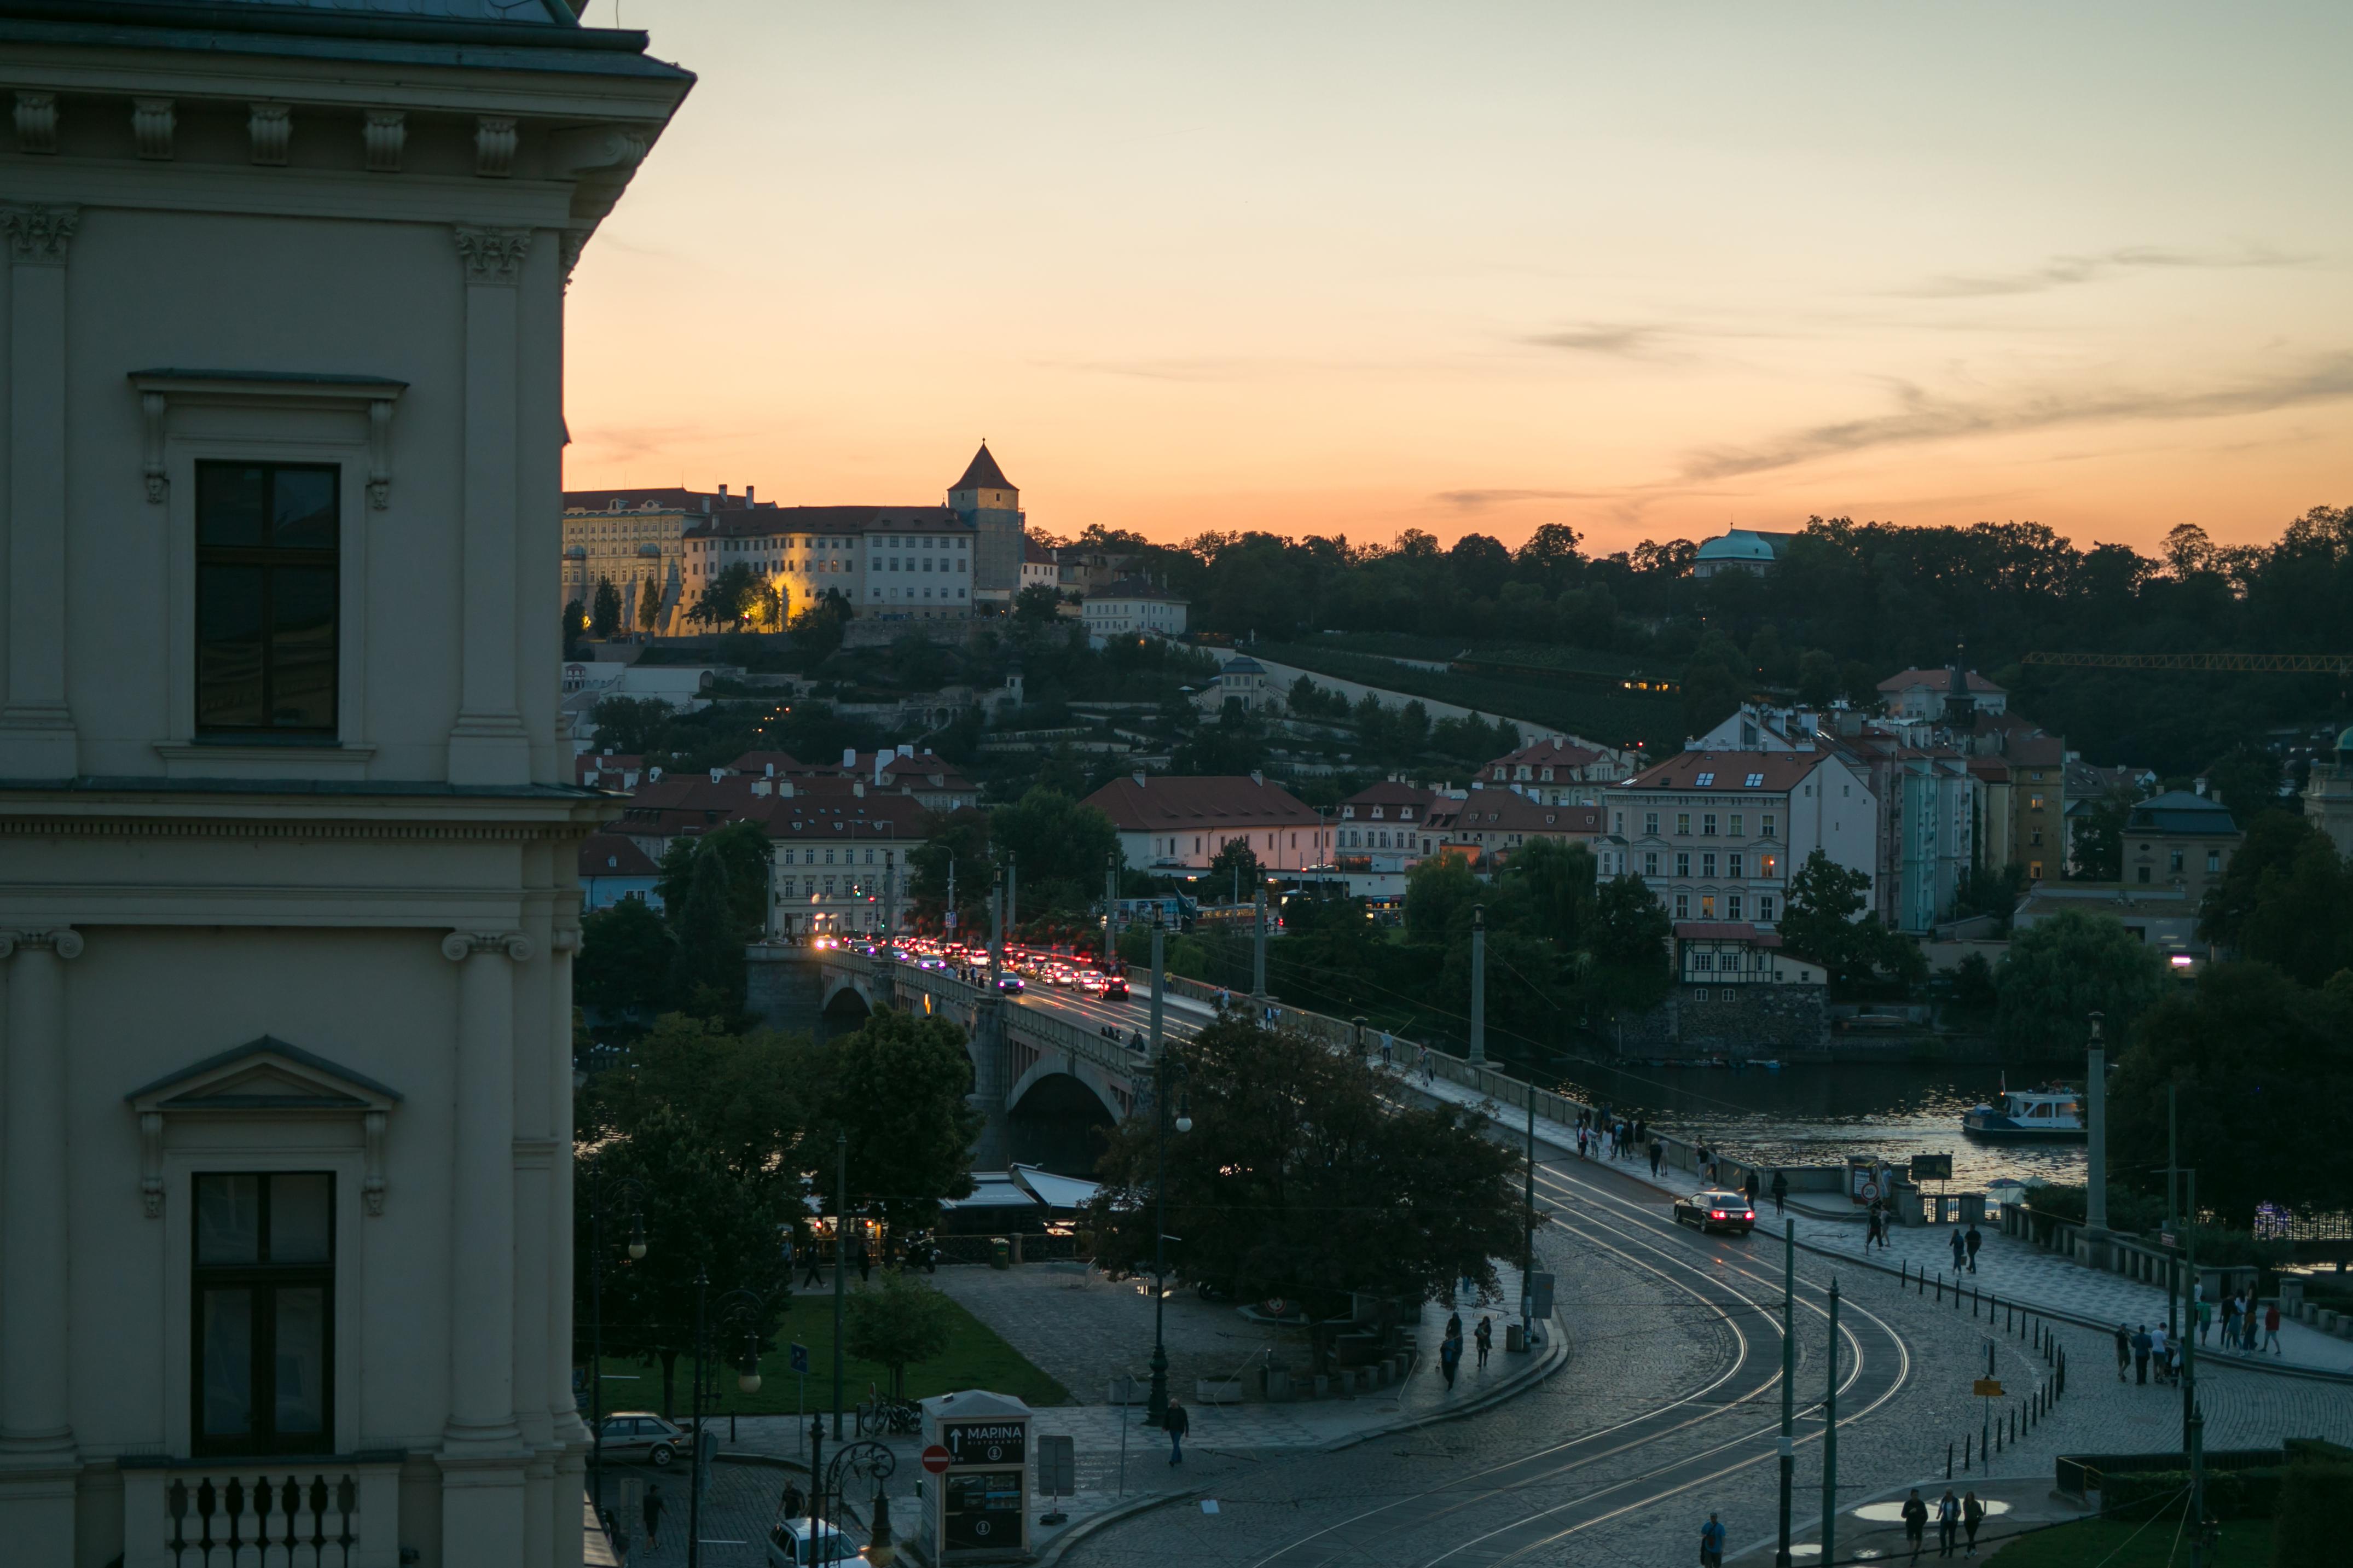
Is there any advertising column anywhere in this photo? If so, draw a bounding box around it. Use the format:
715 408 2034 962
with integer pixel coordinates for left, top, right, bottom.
919 1390 1033 1561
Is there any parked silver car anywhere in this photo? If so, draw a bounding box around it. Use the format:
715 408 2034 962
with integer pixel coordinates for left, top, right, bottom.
595 1410 685 1467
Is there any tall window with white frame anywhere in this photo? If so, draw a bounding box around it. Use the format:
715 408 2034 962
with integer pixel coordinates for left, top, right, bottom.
193 1172 335 1455
195 463 339 735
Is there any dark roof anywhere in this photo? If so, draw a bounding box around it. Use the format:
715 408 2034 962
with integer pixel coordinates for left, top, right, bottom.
1087 577 1187 603
579 833 658 877
1450 793 1606 836
951 443 1015 493
683 507 965 539
1081 774 1319 831
2125 790 2240 836
566 487 758 514
1341 781 1439 812
1482 736 1604 775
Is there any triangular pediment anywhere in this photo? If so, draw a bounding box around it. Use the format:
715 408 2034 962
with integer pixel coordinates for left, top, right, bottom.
125 1036 403 1116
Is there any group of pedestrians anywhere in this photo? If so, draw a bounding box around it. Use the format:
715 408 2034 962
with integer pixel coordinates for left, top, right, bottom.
2215 1290 2281 1355
1945 1222 1984 1274
1573 1107 1647 1163
1898 1488 1989 1558
1436 1308 1494 1389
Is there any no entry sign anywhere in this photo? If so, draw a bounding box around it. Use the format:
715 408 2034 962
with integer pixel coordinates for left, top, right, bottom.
921 1444 953 1475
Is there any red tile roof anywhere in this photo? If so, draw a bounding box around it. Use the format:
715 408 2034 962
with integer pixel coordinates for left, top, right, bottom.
1878 667 2004 694
1482 736 1605 776
1624 750 1833 792
1674 921 1783 946
1450 792 1606 836
726 750 805 777
1081 774 1320 831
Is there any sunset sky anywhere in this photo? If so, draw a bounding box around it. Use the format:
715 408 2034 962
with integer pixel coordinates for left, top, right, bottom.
563 2 2353 557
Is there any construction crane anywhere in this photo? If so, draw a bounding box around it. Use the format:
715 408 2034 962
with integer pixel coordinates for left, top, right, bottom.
2022 651 2353 675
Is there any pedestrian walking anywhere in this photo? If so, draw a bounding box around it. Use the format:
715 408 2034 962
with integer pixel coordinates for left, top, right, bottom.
1937 1489 1960 1557
1649 1140 1664 1178
1381 1030 1394 1067
1900 1489 1928 1563
641 1483 665 1552
1699 1512 1728 1568
1964 1222 1982 1273
2113 1323 2131 1381
1446 1309 1462 1340
1439 1328 1463 1389
855 1236 872 1284
1633 1117 1647 1149
1697 1142 1711 1182
602 1508 629 1565
1743 1168 1761 1210
2196 1296 2212 1345
1949 1227 1967 1272
2244 1298 2261 1352
1962 1491 1984 1556
2264 1300 2282 1355
1577 1126 1589 1159
1475 1316 1493 1369
1164 1398 1189 1465
1771 1169 1788 1216
2131 1324 2152 1384
802 1241 825 1290
780 1480 805 1521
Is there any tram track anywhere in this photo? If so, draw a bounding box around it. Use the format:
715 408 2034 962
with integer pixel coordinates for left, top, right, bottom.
1239 1159 1910 1568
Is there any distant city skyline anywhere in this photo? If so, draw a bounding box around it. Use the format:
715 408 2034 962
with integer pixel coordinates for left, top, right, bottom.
564 1 2353 556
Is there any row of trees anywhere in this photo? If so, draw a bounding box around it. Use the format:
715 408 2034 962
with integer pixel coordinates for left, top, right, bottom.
1043 507 2353 775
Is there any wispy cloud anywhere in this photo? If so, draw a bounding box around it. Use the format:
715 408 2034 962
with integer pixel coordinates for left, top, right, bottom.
1679 353 2353 480
1433 487 1615 510
568 422 710 463
1895 245 2312 299
1522 323 1662 357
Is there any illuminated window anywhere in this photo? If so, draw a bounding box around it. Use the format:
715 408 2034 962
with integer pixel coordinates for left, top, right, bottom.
1694 773 1715 787
1676 813 1691 835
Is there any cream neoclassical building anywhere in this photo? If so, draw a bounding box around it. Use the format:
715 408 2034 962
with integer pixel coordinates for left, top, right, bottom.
0 4 689 1567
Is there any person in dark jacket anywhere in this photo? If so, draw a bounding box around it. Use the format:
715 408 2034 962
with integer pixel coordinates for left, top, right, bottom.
2114 1322 2131 1381
1961 1491 1985 1556
1950 1226 1967 1271
1474 1316 1493 1369
642 1483 666 1552
1164 1398 1189 1465
1770 1169 1789 1215
1900 1490 1928 1563
2131 1324 2153 1384
1439 1328 1463 1389
1964 1222 1983 1273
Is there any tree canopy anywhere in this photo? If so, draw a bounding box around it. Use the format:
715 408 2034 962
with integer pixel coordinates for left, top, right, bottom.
1994 908 2168 1059
1086 1018 1527 1328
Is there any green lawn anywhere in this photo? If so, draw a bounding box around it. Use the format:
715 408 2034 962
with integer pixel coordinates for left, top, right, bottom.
1985 1514 2272 1567
590 1277 1069 1421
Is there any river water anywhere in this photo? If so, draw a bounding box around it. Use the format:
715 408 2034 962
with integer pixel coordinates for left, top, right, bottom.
1533 1059 2089 1192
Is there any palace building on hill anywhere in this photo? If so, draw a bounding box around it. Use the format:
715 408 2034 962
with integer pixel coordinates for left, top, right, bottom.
561 444 1028 629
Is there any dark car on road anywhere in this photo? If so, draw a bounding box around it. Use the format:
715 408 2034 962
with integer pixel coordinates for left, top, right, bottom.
1673 1190 1757 1236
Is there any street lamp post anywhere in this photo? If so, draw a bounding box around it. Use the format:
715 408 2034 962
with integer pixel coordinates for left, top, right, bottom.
584 1174 649 1530
1144 1047 1193 1428
808 1422 899 1567
687 1275 769 1568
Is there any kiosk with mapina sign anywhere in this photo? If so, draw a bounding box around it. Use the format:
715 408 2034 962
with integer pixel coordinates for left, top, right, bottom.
918 1390 1034 1561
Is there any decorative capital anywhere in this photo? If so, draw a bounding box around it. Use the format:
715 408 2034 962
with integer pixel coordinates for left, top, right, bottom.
0 927 82 959
454 225 532 286
0 204 79 266
442 930 532 963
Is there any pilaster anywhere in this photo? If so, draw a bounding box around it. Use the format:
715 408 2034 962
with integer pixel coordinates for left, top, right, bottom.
0 927 83 1558
445 227 532 786
0 206 80 779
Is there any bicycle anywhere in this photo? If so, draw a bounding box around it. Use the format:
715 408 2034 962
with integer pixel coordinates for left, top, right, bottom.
856 1392 923 1437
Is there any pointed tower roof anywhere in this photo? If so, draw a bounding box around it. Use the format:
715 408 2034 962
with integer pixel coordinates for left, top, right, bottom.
951 443 1015 493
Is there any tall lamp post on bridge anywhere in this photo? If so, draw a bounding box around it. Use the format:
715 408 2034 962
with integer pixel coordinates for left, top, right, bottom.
583 1174 650 1529
1144 1043 1193 1428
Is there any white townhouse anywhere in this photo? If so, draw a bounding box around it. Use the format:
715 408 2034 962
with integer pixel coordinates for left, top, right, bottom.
0 4 689 1566
1610 748 1877 928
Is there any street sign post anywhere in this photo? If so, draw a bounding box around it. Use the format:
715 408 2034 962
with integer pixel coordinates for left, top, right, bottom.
790 1343 808 1455
1972 1379 2004 1398
1038 1435 1075 1525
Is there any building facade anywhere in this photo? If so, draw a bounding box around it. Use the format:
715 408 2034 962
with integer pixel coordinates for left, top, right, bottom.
1689 527 1795 578
1612 748 1878 928
2302 727 2353 861
1190 655 1284 715
1082 579 1189 644
560 500 689 634
2120 790 2242 904
1476 735 1632 802
0 7 689 1568
1083 772 1329 876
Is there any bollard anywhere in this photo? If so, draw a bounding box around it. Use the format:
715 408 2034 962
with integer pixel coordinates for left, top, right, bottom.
1919 1268 1926 1296
1947 1441 1953 1480
1963 1433 1971 1471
